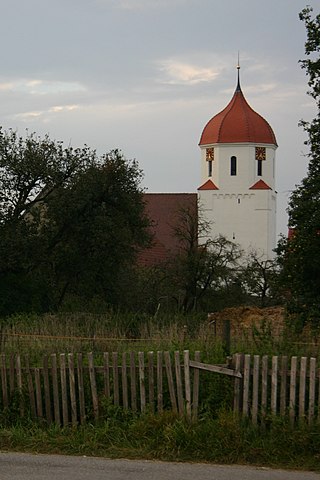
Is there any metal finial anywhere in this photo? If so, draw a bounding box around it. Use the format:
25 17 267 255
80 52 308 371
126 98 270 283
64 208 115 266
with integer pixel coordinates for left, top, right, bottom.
237 51 240 70
236 51 241 91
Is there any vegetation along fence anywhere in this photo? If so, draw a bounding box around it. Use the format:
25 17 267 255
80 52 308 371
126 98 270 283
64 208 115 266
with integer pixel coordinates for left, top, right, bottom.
0 351 319 426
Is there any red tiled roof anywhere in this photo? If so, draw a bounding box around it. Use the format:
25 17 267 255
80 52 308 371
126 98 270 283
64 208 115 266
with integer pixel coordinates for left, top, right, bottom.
199 85 277 146
138 193 197 266
249 179 272 190
198 179 219 190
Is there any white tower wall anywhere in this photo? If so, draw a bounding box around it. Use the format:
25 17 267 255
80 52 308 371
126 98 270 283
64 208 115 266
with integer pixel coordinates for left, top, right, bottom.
198 142 277 259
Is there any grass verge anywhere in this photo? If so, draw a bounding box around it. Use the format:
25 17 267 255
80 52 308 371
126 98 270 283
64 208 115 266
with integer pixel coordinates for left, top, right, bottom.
0 410 319 471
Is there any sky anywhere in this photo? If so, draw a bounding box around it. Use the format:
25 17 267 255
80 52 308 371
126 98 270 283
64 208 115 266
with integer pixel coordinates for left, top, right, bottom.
0 0 317 238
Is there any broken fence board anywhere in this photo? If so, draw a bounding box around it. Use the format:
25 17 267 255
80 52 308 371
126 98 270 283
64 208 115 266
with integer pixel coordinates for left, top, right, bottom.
189 360 242 378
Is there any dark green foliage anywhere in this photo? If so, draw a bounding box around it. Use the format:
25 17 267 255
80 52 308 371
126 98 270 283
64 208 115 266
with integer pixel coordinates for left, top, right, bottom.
0 130 151 314
277 7 320 325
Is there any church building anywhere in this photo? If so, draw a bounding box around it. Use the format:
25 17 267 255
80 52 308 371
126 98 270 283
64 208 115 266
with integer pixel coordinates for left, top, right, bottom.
141 68 278 265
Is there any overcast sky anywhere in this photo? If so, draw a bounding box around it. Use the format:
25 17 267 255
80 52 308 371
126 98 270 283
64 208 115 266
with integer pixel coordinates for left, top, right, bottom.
0 0 317 238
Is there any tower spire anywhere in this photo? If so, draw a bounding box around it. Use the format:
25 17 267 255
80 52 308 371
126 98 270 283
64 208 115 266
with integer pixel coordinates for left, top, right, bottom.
236 52 241 91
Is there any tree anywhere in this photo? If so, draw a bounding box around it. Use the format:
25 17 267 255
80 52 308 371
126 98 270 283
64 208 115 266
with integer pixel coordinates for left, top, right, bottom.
277 6 320 325
166 202 243 313
240 251 280 307
0 129 151 314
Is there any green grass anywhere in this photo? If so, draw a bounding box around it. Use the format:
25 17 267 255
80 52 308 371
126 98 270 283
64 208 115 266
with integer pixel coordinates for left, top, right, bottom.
0 411 319 471
1 310 320 361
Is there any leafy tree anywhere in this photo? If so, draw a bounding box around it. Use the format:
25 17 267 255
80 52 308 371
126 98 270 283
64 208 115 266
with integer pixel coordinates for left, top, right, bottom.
240 252 279 307
0 129 151 314
166 202 243 313
277 6 320 325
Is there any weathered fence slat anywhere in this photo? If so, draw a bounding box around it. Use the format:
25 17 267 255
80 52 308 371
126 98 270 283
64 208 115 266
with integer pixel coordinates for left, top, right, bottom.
25 356 36 418
174 351 184 416
280 356 288 416
43 355 52 424
35 368 43 418
148 351 155 413
60 353 68 426
51 354 61 425
289 356 297 426
242 354 251 416
261 355 268 423
103 352 110 400
271 356 278 415
164 351 177 413
16 355 24 416
157 351 163 413
184 350 191 419
130 351 137 412
309 357 316 424
68 353 77 426
192 351 200 422
9 354 15 395
252 355 259 425
299 357 307 421
112 352 119 406
233 353 242 414
138 352 146 413
77 353 85 425
122 352 128 410
1 354 8 409
88 352 99 420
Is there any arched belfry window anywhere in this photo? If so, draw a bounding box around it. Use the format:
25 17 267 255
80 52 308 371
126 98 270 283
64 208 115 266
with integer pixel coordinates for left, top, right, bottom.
230 156 237 176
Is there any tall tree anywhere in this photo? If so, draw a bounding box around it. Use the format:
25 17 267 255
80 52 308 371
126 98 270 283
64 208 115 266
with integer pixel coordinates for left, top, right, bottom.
0 129 151 314
167 202 242 313
277 6 320 324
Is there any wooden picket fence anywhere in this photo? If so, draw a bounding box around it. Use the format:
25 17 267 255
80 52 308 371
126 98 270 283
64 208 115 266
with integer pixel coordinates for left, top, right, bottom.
0 351 319 426
232 353 320 425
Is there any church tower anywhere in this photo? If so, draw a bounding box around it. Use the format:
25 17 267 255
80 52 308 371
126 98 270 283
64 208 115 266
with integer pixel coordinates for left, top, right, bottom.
198 67 277 259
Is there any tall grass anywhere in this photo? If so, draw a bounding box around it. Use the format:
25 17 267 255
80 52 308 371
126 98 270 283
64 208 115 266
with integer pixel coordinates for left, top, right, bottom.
0 410 319 471
1 310 319 360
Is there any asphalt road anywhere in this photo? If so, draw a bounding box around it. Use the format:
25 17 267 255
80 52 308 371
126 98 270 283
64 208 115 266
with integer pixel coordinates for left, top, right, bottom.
1 453 319 480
